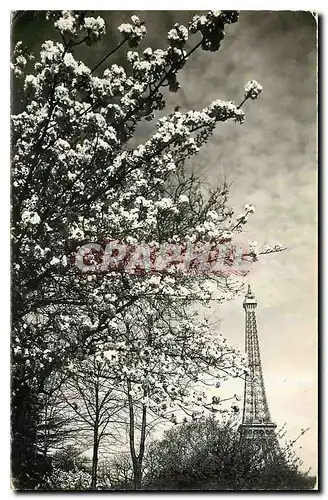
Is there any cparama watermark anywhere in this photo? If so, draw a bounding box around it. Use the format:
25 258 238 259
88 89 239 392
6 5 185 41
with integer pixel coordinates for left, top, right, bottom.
71 238 258 277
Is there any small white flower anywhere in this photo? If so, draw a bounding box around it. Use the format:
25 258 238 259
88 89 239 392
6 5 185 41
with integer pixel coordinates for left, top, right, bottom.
84 16 106 38
24 74 38 89
131 15 141 25
50 256 60 266
168 24 189 45
244 80 263 100
156 198 174 210
143 47 153 57
54 11 76 35
178 194 189 204
244 204 255 213
68 172 77 181
118 16 146 44
70 227 85 240
56 138 70 150
21 210 41 225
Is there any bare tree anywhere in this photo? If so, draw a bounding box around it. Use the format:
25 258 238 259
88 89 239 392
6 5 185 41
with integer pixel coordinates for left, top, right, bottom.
56 356 127 489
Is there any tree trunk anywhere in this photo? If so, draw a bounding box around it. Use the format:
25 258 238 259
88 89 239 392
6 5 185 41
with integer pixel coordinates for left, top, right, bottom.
91 372 100 490
135 404 147 490
127 381 147 491
91 428 99 489
11 383 49 489
133 460 142 490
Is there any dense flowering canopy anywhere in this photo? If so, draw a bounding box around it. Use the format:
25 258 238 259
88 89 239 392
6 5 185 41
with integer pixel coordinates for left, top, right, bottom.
11 10 287 490
11 10 264 385
9 9 285 408
94 302 247 420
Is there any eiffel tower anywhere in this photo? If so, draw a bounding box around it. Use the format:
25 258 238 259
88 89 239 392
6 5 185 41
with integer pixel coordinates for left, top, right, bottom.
239 285 280 454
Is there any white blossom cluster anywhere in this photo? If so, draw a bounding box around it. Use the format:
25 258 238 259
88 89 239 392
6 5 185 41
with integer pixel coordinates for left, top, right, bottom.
207 100 245 124
51 11 106 44
54 10 77 35
21 210 41 225
11 41 34 79
235 203 256 226
244 79 263 100
189 10 239 51
84 16 106 39
167 23 189 48
46 467 92 490
118 15 147 47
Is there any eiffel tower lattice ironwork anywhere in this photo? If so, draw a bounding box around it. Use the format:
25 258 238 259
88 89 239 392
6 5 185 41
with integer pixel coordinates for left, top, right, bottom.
239 285 280 453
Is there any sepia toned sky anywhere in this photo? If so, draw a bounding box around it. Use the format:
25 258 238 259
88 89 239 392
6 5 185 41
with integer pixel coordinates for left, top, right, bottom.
13 10 317 475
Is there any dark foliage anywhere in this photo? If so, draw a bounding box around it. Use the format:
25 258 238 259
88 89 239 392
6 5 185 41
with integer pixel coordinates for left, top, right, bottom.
143 417 316 491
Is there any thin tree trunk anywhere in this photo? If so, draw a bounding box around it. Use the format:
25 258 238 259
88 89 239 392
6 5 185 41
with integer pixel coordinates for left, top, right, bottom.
127 380 148 490
127 380 140 490
136 403 147 489
91 366 100 490
91 427 99 489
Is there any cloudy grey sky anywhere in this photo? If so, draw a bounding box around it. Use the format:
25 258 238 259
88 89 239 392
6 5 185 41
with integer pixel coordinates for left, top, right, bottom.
14 10 317 475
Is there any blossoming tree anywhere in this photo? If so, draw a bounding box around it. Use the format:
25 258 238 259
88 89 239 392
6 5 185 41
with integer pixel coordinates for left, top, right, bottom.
95 300 246 489
11 10 282 489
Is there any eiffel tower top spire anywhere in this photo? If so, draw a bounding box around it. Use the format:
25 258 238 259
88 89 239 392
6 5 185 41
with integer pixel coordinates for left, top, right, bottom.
244 283 257 305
